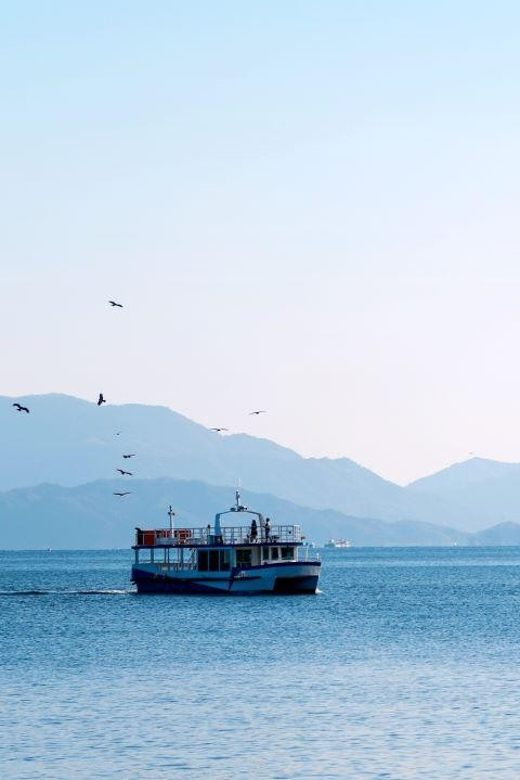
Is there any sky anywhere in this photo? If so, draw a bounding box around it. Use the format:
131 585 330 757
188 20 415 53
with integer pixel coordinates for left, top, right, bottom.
1 1 520 485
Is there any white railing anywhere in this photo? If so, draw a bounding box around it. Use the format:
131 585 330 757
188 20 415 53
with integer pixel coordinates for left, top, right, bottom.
134 524 302 547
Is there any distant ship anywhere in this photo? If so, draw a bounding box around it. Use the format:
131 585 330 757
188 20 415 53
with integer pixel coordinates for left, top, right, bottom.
131 491 322 595
324 539 351 548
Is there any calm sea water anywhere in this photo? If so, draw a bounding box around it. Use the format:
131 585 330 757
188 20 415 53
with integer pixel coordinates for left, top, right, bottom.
1 547 520 779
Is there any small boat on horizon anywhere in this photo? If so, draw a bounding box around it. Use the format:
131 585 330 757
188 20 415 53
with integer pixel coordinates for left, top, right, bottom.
324 539 352 549
131 491 322 595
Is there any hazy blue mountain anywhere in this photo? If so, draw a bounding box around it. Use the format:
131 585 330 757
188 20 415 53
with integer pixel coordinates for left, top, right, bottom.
2 394 516 532
0 393 413 520
474 522 520 546
407 457 520 531
408 457 520 495
0 478 473 549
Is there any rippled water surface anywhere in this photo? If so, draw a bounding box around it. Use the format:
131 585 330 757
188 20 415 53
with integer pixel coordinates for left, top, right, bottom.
2 547 520 779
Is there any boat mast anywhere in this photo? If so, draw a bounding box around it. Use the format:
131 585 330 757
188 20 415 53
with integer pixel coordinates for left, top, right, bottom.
168 505 176 535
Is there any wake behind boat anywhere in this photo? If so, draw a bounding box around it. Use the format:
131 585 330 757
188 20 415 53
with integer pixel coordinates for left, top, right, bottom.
131 491 321 595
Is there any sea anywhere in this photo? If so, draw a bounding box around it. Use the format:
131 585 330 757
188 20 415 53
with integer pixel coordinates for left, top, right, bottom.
1 547 520 780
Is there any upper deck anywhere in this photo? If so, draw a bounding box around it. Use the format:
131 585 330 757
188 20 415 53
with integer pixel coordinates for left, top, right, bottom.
134 524 302 549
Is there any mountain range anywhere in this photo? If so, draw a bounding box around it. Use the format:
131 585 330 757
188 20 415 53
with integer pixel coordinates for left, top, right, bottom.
2 393 520 547
2 478 518 550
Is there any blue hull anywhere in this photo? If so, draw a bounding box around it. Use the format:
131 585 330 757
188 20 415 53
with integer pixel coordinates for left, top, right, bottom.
132 567 319 595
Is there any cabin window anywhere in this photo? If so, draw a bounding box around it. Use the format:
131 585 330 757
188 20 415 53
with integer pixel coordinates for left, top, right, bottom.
262 547 269 561
236 548 252 566
220 550 231 571
198 549 231 571
281 546 294 561
271 547 280 561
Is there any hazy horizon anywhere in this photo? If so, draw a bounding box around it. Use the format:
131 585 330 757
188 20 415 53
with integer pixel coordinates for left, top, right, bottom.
2 2 520 484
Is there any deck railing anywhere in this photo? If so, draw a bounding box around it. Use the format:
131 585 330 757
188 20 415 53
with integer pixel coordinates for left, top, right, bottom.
134 524 302 547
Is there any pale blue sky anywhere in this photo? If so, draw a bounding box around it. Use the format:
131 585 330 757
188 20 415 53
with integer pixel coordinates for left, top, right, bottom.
2 1 520 483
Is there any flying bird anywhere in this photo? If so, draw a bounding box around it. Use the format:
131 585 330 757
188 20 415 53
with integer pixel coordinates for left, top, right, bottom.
115 431 122 436
97 393 106 406
109 300 123 308
249 410 267 416
122 454 136 459
13 403 30 413
116 469 133 476
210 427 229 432
113 492 131 497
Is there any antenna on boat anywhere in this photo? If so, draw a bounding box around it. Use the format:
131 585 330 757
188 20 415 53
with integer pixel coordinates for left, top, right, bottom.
168 505 176 534
232 487 247 512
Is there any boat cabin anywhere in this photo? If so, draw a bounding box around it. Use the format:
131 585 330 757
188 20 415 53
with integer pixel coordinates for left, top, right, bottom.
132 491 308 574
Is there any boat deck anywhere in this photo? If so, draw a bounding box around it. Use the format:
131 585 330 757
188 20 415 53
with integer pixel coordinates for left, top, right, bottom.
133 524 302 548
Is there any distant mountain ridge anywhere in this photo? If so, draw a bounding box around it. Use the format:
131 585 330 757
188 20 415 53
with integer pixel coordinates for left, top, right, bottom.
1 477 517 549
2 394 520 534
408 457 520 531
0 393 414 519
409 457 520 494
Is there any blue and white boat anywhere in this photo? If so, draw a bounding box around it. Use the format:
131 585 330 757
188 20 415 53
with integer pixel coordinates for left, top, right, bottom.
324 539 351 548
131 491 321 595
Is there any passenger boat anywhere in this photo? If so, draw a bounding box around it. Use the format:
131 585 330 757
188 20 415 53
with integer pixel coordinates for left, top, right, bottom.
131 491 322 595
324 539 351 548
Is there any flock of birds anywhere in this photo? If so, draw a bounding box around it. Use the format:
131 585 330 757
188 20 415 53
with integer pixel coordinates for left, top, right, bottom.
12 300 268 502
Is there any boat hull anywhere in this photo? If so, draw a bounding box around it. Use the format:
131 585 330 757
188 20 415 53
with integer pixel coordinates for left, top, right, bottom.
132 561 321 595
